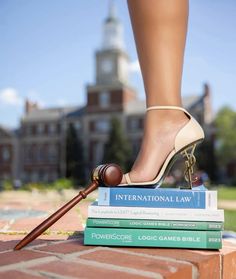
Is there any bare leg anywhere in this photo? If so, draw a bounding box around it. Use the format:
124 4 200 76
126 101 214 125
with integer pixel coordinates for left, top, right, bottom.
122 0 189 183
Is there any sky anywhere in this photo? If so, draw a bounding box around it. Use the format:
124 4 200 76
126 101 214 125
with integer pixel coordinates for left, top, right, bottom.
0 0 236 128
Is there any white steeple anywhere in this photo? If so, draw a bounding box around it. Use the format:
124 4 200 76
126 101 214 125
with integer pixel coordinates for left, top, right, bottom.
102 1 125 50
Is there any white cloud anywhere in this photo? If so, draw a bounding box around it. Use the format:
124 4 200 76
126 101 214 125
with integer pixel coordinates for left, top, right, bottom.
0 88 23 106
129 60 141 74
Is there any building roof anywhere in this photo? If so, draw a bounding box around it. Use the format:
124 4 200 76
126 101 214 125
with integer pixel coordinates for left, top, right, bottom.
21 106 80 123
65 107 86 119
182 95 202 110
8 93 205 126
0 125 19 138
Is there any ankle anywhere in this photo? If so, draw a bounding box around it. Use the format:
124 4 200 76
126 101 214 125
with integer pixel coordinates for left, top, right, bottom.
146 109 189 124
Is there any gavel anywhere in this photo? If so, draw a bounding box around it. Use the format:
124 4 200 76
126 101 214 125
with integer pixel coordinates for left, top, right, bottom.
14 163 123 250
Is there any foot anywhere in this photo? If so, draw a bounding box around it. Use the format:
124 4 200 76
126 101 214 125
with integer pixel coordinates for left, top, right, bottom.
121 109 189 184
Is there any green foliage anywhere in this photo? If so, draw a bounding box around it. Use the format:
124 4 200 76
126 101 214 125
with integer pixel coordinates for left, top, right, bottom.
20 178 74 192
66 123 85 184
21 182 48 192
103 117 132 172
2 180 14 191
215 106 236 165
50 178 74 191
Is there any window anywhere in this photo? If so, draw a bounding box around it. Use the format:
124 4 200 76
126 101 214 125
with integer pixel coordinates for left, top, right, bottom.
48 144 58 162
37 145 45 162
99 91 110 108
95 119 110 133
74 121 81 130
25 125 31 136
37 123 44 134
48 123 56 134
130 118 139 131
2 147 10 162
31 172 39 182
94 142 104 165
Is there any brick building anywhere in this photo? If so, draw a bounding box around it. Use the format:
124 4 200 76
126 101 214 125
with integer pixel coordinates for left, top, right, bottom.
0 126 19 181
0 4 213 185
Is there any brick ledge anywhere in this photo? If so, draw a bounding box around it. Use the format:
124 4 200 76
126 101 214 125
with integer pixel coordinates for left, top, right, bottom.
0 234 236 279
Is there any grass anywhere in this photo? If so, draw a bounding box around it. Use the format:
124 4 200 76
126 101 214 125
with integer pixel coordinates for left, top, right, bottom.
224 210 236 231
215 187 236 231
217 186 236 200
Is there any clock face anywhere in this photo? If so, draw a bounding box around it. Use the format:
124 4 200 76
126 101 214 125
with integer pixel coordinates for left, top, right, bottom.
101 59 113 73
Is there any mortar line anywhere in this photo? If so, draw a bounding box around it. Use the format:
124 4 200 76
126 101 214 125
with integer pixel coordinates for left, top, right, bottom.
0 255 57 272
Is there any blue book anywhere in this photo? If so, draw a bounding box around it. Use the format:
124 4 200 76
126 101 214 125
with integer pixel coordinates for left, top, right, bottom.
98 187 217 209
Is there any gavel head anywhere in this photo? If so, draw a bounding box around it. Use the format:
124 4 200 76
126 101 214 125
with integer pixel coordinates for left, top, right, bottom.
91 164 123 186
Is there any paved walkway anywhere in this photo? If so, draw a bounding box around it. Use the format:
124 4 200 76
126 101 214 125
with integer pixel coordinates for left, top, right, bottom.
0 190 93 235
1 190 236 279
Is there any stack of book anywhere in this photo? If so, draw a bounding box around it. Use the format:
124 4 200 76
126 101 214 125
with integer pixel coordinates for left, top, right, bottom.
84 186 224 249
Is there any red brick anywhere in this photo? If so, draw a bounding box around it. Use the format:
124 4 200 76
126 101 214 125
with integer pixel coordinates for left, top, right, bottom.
49 209 84 231
0 270 43 279
10 217 48 231
0 239 47 252
31 260 151 279
0 250 50 267
35 234 69 240
221 241 236 279
0 235 22 241
125 247 220 279
80 249 192 278
35 238 95 255
10 208 84 232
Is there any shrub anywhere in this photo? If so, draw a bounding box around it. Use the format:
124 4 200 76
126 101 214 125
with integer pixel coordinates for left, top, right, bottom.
2 180 14 191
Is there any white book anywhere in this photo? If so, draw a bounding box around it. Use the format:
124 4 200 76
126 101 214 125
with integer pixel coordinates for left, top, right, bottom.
88 202 224 222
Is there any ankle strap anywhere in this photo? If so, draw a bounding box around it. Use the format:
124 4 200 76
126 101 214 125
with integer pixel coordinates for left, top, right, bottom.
147 105 189 114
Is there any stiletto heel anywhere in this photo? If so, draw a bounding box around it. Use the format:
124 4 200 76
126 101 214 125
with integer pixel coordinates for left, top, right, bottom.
181 144 197 189
119 106 205 188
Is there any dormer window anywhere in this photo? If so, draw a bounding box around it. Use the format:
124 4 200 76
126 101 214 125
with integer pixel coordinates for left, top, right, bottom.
99 91 110 108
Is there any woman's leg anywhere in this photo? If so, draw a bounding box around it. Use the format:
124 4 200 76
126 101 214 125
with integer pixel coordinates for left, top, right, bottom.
122 0 189 183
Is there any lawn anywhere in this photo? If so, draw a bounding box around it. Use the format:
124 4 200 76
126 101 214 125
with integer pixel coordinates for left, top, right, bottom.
216 186 236 231
224 210 236 231
217 186 236 200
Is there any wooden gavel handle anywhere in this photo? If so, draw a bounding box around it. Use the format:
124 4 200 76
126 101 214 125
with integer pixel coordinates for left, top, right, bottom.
14 181 98 250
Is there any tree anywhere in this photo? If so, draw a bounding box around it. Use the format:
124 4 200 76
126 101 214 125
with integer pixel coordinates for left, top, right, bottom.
103 117 132 173
66 123 85 184
215 106 236 182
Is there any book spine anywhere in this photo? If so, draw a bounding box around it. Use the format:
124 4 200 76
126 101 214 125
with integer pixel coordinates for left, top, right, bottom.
86 218 224 231
88 204 224 222
98 187 217 209
84 227 222 249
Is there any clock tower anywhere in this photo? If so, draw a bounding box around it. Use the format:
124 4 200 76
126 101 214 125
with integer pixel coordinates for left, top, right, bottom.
96 2 129 85
85 2 137 167
86 1 137 114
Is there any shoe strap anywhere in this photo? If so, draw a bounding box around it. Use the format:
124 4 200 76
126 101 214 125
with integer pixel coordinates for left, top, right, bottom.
146 106 190 117
124 173 132 185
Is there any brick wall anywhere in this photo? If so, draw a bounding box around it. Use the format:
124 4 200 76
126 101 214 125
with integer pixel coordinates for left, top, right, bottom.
0 235 236 279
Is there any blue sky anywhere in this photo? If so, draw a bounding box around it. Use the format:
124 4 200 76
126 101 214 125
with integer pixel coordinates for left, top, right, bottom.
0 0 236 128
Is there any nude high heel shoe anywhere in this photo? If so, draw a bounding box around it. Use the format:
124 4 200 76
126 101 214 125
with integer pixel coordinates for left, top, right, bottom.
119 106 205 189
